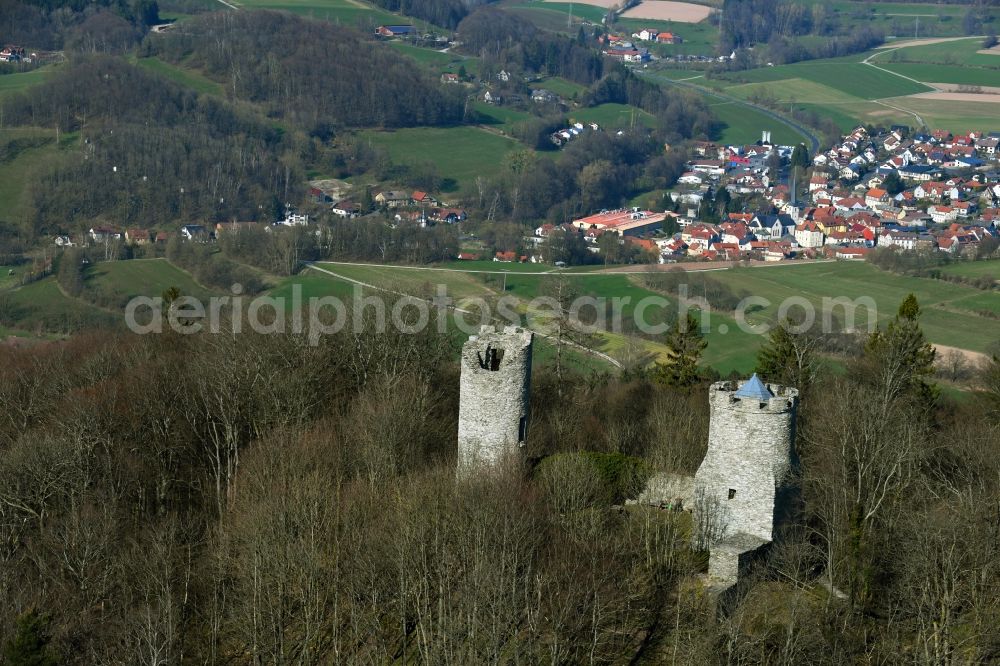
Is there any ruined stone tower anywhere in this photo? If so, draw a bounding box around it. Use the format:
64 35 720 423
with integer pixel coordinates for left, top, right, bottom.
456 325 533 475
694 374 798 585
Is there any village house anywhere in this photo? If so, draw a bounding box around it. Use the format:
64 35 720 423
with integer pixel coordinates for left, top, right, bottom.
375 25 414 38
375 190 411 208
125 228 151 245
88 227 121 243
331 200 361 218
180 224 207 241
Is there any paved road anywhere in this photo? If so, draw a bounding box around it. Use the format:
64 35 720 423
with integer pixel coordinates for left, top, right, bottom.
639 69 821 154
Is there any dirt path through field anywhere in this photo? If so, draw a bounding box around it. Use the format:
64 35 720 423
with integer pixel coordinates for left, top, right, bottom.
876 36 983 50
906 91 1000 104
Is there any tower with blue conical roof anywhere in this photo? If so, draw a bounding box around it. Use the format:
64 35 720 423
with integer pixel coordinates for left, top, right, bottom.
694 374 798 585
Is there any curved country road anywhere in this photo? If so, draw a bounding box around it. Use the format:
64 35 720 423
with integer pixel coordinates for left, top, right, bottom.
638 70 822 154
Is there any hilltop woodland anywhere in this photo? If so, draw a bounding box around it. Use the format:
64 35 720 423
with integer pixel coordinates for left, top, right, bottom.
0 9 715 245
0 293 998 663
0 0 158 51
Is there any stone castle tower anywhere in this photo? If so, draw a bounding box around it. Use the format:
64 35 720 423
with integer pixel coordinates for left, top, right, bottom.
456 326 533 475
694 374 798 585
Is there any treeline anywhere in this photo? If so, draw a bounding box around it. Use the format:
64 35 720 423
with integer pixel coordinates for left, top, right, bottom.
460 132 689 232
368 0 496 29
146 11 466 132
456 7 604 85
764 26 885 65
0 0 156 50
719 0 885 55
1 57 300 234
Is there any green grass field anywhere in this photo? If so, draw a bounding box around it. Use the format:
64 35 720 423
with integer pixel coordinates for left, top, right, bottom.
723 62 931 100
472 102 534 133
0 129 74 225
388 42 458 67
880 37 1000 69
940 259 1000 280
880 62 1000 87
706 262 1000 353
0 67 55 98
878 96 1000 133
725 77 862 105
135 57 224 96
84 258 215 304
570 103 657 129
235 0 429 29
532 76 587 98
362 126 522 192
706 100 808 146
5 277 117 333
510 1 608 26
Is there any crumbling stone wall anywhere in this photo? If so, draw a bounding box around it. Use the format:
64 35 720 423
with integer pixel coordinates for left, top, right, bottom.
694 380 798 544
456 326 533 475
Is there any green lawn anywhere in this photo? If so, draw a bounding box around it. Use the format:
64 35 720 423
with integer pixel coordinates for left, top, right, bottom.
880 37 1000 69
472 102 534 133
532 76 587 98
135 57 224 96
510 1 608 27
878 96 1000 133
723 62 931 100
571 103 656 129
706 100 807 146
0 67 55 98
84 258 215 305
0 129 72 225
706 262 1000 353
725 77 862 105
879 62 1000 87
388 42 458 67
361 126 522 192
269 272 360 304
940 259 1000 280
236 0 427 29
5 277 117 333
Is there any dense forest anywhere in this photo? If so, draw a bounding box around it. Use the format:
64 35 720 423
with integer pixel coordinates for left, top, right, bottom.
457 8 605 86
145 11 467 132
718 0 886 63
368 0 496 29
0 0 157 50
0 294 998 662
1 56 300 234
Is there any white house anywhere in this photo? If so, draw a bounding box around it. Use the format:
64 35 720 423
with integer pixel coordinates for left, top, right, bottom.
794 223 825 249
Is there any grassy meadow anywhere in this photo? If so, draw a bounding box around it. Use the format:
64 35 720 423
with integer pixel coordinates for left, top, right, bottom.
360 126 522 192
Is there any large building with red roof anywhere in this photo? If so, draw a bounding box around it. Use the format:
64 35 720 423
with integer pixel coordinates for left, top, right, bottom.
571 209 668 237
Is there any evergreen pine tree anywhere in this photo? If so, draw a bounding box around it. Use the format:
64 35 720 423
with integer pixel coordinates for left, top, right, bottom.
861 293 937 403
654 312 706 389
3 611 58 666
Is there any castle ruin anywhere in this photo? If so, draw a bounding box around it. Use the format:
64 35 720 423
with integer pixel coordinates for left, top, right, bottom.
693 374 798 587
456 326 533 476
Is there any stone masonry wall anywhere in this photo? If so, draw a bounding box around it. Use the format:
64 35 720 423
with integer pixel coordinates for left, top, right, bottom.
456 326 533 474
694 381 797 543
